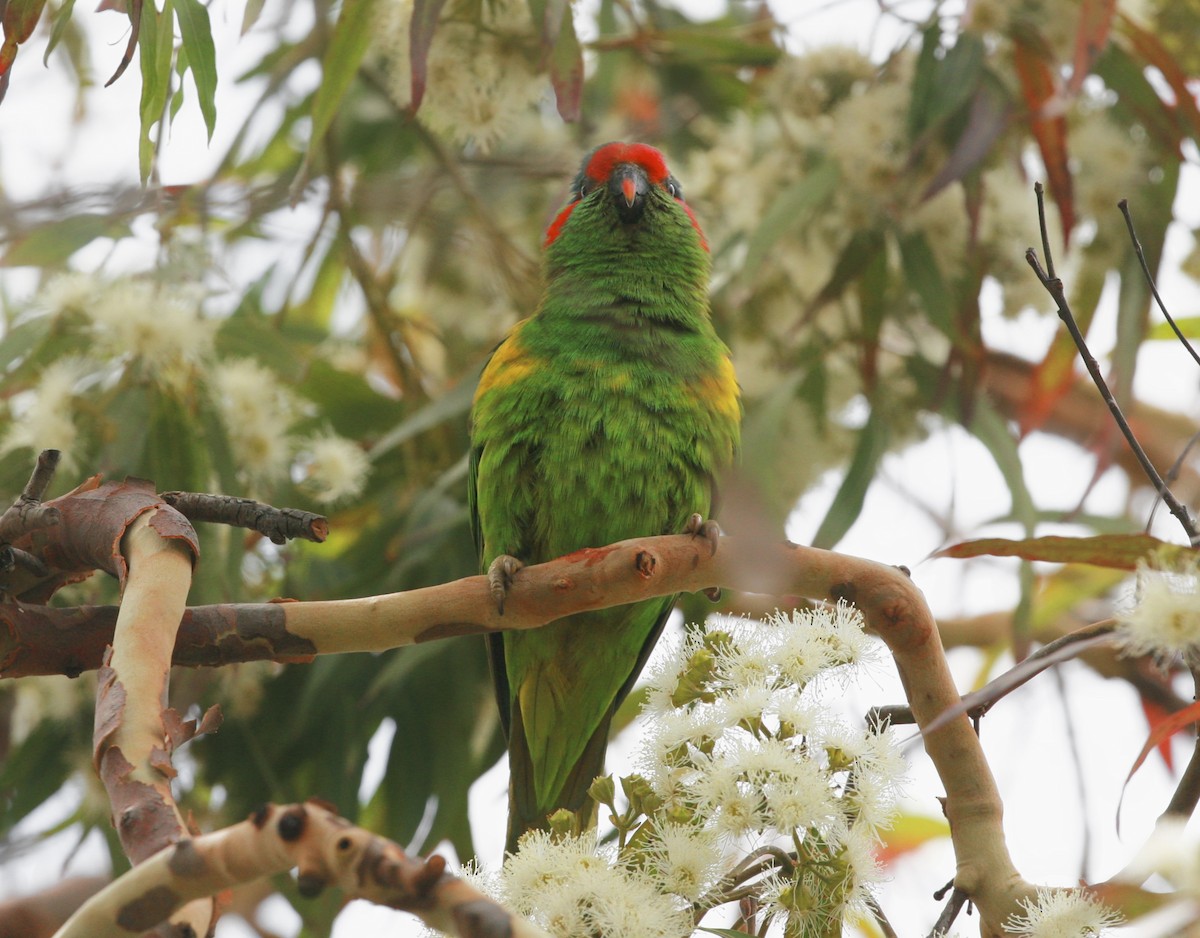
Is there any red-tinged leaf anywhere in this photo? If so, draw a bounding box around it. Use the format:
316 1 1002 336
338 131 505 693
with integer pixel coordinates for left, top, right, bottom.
104 0 142 87
1012 36 1075 248
409 0 449 112
547 3 582 122
1118 699 1200 827
1067 0 1116 95
874 814 950 865
1139 697 1175 772
2 0 47 44
0 38 16 80
937 533 1189 570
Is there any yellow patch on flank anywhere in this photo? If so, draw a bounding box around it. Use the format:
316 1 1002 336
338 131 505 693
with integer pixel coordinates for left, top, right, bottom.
688 354 741 423
474 322 540 403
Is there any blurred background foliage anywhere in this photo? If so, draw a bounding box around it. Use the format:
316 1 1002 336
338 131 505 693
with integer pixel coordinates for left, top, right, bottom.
2 0 1200 933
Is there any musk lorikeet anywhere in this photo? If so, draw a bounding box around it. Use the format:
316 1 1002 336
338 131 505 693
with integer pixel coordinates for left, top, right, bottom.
469 142 741 852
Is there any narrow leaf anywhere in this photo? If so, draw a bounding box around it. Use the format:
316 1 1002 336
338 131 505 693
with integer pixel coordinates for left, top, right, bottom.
136 0 174 183
1116 12 1200 142
922 72 1010 201
547 2 582 121
2 0 47 44
812 405 889 550
298 0 380 191
1139 698 1175 772
897 230 953 335
43 0 77 65
1118 698 1200 824
409 0 449 112
1067 0 1117 95
2 213 131 267
1012 35 1075 248
104 0 142 86
741 158 838 278
937 532 1188 569
175 0 218 140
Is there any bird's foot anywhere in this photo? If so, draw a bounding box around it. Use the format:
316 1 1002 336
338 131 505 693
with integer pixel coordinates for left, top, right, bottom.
682 513 723 602
487 554 524 615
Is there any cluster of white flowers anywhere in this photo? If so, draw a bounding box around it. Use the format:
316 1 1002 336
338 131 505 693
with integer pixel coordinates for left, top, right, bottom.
1116 553 1200 662
488 604 900 938
294 430 372 504
373 0 549 151
0 357 92 470
1003 887 1123 937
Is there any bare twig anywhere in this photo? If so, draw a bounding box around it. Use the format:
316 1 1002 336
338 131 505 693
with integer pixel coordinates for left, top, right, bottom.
1119 199 1200 368
928 885 970 937
866 895 900 938
1025 183 1199 545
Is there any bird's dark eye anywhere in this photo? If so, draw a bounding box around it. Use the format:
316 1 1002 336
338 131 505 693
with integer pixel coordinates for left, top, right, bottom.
666 177 683 200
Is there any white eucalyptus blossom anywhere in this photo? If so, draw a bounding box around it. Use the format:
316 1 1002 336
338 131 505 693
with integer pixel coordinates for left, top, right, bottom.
503 831 692 938
0 357 92 469
295 431 371 504
209 359 300 487
1116 554 1200 661
85 278 215 382
1003 887 1123 937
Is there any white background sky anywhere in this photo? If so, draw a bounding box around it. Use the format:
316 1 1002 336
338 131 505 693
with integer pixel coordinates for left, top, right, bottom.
1 0 1198 935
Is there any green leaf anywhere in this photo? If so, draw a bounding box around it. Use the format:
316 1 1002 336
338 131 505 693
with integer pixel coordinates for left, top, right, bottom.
698 929 756 937
175 0 218 140
298 0 381 186
2 213 131 268
812 404 890 550
371 373 478 457
908 20 942 139
897 230 953 335
43 0 78 65
1148 316 1200 340
137 0 176 184
937 533 1188 570
740 158 838 279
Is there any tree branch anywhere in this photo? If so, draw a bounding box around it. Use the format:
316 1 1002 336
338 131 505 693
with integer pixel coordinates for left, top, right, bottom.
52 800 552 938
7 527 1036 934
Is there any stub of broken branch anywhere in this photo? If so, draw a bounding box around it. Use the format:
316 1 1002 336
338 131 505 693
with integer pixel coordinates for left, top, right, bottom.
161 490 328 544
52 800 552 938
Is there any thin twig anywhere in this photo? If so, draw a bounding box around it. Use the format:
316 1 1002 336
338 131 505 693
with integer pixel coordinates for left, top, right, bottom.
1025 183 1199 545
928 885 970 937
1119 199 1200 368
866 896 900 938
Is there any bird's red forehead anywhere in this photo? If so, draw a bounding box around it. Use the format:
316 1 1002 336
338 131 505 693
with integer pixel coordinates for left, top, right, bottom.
583 142 670 184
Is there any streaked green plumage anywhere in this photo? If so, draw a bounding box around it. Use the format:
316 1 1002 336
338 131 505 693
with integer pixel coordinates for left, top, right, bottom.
469 142 740 852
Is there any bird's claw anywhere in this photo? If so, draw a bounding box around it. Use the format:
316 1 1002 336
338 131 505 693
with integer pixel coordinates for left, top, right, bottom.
683 513 723 602
683 512 722 557
487 554 524 615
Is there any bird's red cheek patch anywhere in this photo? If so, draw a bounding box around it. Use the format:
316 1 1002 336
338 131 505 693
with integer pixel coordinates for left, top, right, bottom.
680 202 709 253
544 202 578 247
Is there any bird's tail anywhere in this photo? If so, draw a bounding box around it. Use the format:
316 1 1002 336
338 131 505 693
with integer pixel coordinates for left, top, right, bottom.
504 700 612 855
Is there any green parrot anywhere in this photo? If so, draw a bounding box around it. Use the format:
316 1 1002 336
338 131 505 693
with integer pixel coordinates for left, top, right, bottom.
469 142 741 852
